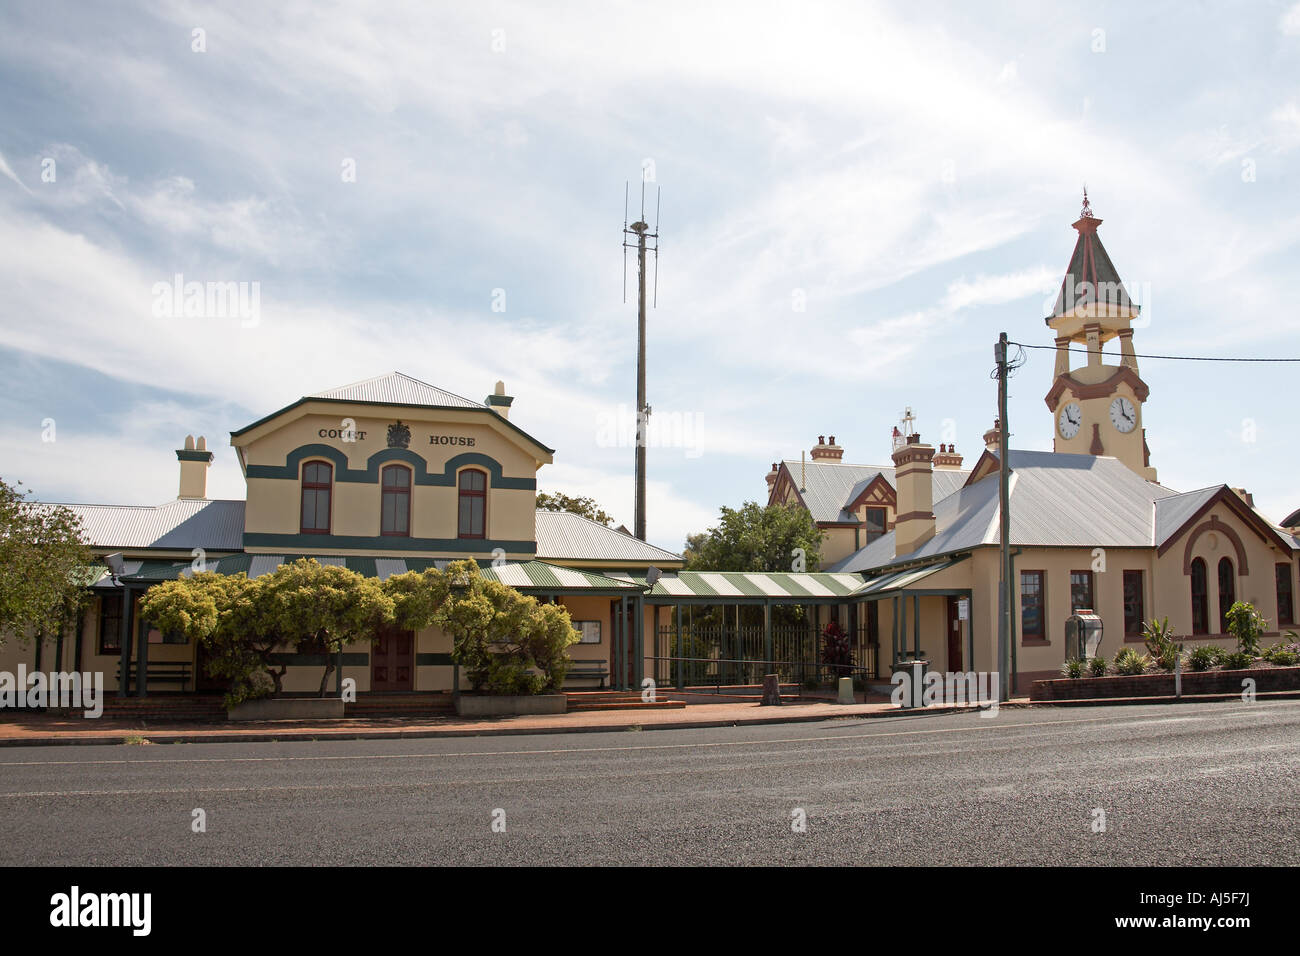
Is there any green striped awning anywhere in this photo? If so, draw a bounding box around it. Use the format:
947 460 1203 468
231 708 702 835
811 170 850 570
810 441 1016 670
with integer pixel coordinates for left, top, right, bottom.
119 555 640 593
600 570 868 602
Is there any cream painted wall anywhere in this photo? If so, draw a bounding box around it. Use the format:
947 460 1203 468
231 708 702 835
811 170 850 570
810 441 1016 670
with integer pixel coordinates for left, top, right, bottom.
235 404 546 554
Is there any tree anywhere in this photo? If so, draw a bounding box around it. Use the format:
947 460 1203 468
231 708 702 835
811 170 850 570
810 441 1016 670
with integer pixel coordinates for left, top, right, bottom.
536 492 616 527
683 501 826 628
142 559 396 702
683 501 824 573
390 560 579 694
258 560 394 696
0 478 93 648
140 571 266 704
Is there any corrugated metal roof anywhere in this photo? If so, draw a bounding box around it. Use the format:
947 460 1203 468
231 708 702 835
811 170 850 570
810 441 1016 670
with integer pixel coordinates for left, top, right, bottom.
121 556 640 591
534 510 681 563
831 450 1184 573
1153 486 1222 547
45 499 246 551
779 459 969 523
310 372 484 409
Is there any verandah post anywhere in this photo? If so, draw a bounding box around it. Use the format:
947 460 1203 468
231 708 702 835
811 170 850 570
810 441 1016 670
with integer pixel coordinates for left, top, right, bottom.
675 603 683 690
118 586 132 698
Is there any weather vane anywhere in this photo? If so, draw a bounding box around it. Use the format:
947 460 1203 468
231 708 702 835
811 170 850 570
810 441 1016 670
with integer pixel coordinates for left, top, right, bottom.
1080 186 1094 219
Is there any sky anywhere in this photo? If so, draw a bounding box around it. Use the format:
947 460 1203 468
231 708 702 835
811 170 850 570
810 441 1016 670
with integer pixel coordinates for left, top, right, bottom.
1 0 1299 553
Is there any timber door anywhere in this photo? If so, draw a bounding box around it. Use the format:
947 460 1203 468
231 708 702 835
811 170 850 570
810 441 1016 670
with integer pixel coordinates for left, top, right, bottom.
609 600 634 689
946 596 963 672
371 625 414 691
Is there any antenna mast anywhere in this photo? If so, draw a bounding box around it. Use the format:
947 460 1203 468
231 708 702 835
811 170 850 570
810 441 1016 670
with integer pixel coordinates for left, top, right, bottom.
622 178 660 541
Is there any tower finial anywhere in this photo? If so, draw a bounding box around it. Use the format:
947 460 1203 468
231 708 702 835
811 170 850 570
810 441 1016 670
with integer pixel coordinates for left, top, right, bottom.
1080 186 1093 219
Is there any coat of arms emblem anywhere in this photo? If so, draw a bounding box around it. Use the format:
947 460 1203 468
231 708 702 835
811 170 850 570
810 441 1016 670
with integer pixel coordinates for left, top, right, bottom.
387 421 411 449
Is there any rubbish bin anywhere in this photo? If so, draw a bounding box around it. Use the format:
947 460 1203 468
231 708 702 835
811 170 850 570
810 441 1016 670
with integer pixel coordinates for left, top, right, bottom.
1065 612 1104 661
891 658 929 708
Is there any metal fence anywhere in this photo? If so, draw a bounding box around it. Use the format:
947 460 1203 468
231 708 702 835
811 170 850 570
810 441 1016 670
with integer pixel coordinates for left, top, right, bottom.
651 623 878 688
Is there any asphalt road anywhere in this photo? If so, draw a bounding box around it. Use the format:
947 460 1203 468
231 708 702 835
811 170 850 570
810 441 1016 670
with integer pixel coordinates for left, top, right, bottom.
1 699 1297 865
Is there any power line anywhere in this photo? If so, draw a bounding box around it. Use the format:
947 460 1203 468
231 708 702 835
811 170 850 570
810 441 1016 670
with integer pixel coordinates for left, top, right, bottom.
1009 341 1300 363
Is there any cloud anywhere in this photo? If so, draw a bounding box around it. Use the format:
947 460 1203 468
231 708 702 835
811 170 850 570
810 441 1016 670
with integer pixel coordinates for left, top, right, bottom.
944 266 1058 312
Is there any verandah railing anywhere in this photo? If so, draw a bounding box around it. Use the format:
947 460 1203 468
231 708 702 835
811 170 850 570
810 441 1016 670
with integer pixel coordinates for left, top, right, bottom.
650 623 879 689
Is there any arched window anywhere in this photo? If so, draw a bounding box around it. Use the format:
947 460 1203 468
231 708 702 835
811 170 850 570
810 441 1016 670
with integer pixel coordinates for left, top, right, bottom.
301 461 332 534
458 469 486 539
1190 558 1209 635
381 465 411 536
1218 557 1236 634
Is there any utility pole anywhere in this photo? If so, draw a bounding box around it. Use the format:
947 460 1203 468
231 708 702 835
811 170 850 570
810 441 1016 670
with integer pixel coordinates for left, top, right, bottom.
995 332 1012 701
623 182 659 541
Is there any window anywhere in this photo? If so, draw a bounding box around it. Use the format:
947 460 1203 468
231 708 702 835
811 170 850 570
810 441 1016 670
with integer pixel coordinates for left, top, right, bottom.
1070 570 1094 613
1190 557 1209 635
457 469 486 538
300 461 332 534
1123 570 1145 637
1277 563 1295 628
381 464 411 536
98 595 122 655
1218 557 1236 634
572 621 601 644
863 507 887 544
1020 570 1046 641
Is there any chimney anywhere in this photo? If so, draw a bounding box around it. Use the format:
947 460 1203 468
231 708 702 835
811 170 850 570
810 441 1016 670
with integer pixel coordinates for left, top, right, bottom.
810 434 843 462
765 462 780 496
177 435 214 499
934 443 964 471
983 419 1002 454
1231 488 1255 509
891 433 936 557
485 380 514 419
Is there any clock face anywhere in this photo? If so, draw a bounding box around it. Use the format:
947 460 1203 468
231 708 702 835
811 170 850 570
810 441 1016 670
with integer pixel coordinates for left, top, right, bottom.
1109 396 1137 433
1058 402 1082 439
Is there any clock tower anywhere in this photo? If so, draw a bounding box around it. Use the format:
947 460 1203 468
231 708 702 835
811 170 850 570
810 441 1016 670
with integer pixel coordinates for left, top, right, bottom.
1044 193 1156 481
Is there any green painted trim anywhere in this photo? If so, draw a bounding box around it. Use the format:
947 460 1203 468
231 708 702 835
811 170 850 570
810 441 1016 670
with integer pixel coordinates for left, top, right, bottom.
485 394 514 407
246 445 536 490
415 653 454 666
230 397 556 455
175 449 214 462
243 532 536 553
270 652 370 666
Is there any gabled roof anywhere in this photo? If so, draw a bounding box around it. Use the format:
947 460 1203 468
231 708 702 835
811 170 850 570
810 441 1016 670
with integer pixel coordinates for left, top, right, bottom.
830 450 1182 573
230 371 555 455
775 459 969 524
309 372 483 408
1047 212 1134 320
534 510 682 564
45 498 246 552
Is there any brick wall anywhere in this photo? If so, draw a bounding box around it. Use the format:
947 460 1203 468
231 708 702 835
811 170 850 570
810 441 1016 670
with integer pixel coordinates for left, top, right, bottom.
1030 666 1300 701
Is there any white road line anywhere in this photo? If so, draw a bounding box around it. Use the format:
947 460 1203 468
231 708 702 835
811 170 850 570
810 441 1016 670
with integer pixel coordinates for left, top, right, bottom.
0 701 1289 768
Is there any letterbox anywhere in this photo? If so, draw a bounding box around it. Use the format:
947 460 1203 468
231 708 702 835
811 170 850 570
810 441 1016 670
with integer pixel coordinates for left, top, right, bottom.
1065 611 1104 661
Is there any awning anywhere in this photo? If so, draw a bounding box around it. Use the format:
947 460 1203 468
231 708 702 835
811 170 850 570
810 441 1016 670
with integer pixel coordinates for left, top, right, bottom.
852 558 964 597
118 555 641 593
602 570 869 603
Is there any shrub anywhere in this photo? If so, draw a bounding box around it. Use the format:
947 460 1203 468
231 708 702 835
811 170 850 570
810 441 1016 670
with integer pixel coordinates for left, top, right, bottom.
1262 637 1300 667
1062 658 1085 679
1219 650 1255 670
1224 602 1267 656
1114 647 1149 676
1142 617 1181 671
1088 656 1107 677
1187 646 1219 672
821 621 853 678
